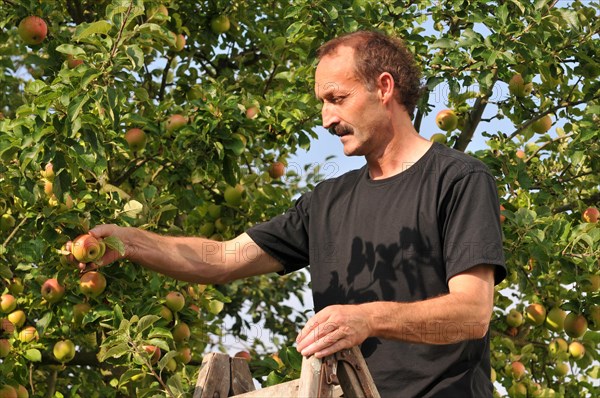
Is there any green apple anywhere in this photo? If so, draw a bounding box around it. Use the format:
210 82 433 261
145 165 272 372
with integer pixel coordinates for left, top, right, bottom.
531 115 552 134
525 303 546 326
0 339 11 357
429 133 446 144
207 204 221 219
158 305 173 323
172 322 190 342
124 128 147 152
0 214 16 232
165 291 185 312
554 361 569 377
177 346 192 364
72 303 91 325
18 326 38 343
53 339 76 363
509 382 528 398
568 341 585 360
435 109 458 131
8 278 24 295
224 184 244 206
79 271 107 298
589 305 600 330
41 279 65 304
564 312 587 338
71 234 105 263
506 309 523 327
18 16 48 45
15 385 28 398
508 74 533 97
210 14 231 34
545 307 566 332
0 294 16 313
199 222 215 237
7 310 26 328
548 338 568 356
582 207 599 223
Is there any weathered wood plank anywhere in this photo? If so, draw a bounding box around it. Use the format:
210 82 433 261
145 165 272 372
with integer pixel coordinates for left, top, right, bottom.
193 352 231 398
336 346 380 398
230 357 256 395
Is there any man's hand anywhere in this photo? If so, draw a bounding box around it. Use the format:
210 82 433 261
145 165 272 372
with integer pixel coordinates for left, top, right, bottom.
66 224 128 272
296 304 372 358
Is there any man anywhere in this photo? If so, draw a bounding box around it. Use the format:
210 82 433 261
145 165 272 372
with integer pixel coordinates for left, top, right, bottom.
83 31 506 397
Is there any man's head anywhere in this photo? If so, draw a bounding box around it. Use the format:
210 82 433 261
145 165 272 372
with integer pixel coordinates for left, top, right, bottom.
316 30 422 117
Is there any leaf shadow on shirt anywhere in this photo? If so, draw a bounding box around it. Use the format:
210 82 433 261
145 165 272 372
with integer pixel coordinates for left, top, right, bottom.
312 229 438 358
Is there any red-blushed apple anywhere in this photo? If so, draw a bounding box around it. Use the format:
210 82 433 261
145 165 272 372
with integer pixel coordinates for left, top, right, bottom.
165 291 185 312
554 361 569 377
53 339 76 363
210 14 231 34
508 74 533 97
516 149 526 160
15 385 27 398
41 162 54 180
177 346 192 364
41 278 65 304
172 33 185 51
510 361 526 379
506 309 523 327
79 271 107 298
525 303 546 326
245 105 259 120
499 204 506 224
71 234 105 263
7 310 26 328
166 114 188 133
43 181 53 196
159 305 173 323
531 115 552 134
564 312 587 338
0 385 17 398
0 294 16 313
1 319 15 334
234 351 251 362
548 337 569 355
435 109 458 131
582 207 599 223
172 322 191 342
124 128 147 152
268 162 285 179
142 344 161 364
545 306 566 332
18 326 39 343
72 303 91 325
18 16 48 45
568 341 585 360
0 339 11 357
224 184 244 206
0 214 16 232
66 54 84 69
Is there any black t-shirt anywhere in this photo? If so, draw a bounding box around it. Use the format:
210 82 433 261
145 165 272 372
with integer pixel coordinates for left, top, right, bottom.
247 143 506 397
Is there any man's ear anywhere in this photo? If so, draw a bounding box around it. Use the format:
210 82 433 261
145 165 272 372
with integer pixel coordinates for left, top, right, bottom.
377 72 395 104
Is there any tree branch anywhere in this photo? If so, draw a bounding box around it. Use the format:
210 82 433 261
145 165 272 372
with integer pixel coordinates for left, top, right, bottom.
553 192 600 214
158 55 173 102
110 0 135 59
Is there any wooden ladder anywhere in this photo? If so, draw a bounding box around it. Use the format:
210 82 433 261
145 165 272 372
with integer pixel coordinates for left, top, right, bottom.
193 346 381 398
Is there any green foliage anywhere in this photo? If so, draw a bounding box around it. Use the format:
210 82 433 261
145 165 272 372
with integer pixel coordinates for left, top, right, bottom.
0 0 599 396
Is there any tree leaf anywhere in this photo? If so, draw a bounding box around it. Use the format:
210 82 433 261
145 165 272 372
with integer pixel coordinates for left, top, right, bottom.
104 236 126 257
74 21 113 42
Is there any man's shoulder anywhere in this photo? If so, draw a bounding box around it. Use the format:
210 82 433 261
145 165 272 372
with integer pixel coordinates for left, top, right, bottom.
313 165 365 192
429 142 493 178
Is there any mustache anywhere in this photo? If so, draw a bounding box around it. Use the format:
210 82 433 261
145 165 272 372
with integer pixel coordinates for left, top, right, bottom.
328 124 353 136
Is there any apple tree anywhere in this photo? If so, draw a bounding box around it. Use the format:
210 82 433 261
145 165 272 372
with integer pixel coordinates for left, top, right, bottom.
0 0 599 397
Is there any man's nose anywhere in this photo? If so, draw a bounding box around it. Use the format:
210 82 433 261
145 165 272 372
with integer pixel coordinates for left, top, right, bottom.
321 102 340 129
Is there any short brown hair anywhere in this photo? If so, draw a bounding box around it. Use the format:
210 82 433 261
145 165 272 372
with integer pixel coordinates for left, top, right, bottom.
317 30 422 116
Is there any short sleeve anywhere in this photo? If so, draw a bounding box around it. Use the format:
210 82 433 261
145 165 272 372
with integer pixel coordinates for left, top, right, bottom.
442 170 507 285
246 192 312 274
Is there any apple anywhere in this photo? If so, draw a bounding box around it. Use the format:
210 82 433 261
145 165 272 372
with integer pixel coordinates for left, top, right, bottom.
53 339 76 363
268 162 285 179
199 222 215 237
429 133 446 144
7 310 26 328
589 305 600 330
548 338 568 356
41 278 65 304
8 278 24 295
0 214 16 232
508 74 533 97
207 204 221 219
224 184 244 206
125 128 147 152
531 115 552 134
581 274 600 293
165 291 185 312
166 114 188 133
582 207 599 223
234 351 251 362
564 312 587 338
516 149 526 159
435 109 458 131
41 162 54 180
72 303 91 325
210 14 231 34
177 346 192 364
499 204 506 224
506 309 523 327
67 54 84 69
147 4 168 21
1 319 14 334
245 105 259 120
172 33 185 52
0 294 17 313
18 16 48 45
142 344 161 364
554 361 569 377
60 244 78 267
510 361 526 379
159 305 173 323
568 341 585 360
172 322 191 342
0 385 17 398
490 368 496 383
525 303 546 326
71 234 105 263
0 339 11 357
545 306 566 332
18 326 38 343
15 385 27 398
79 271 107 298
